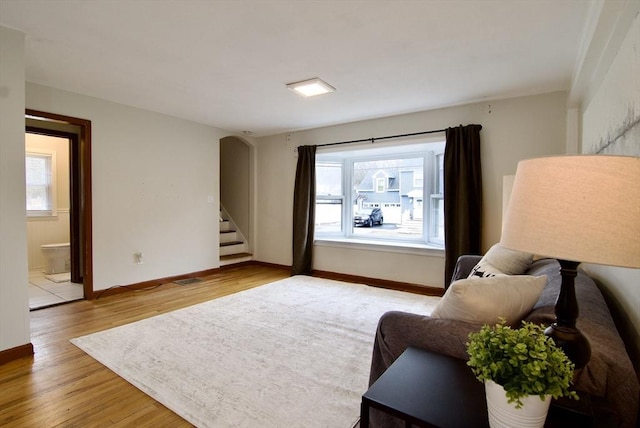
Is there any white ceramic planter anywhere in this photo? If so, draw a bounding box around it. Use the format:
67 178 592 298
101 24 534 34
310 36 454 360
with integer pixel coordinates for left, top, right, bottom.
484 380 551 428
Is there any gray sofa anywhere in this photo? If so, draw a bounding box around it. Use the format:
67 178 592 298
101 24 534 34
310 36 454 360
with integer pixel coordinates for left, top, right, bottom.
369 256 639 427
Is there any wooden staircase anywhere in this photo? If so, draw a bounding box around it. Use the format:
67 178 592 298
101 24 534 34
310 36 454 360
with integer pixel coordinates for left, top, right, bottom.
219 212 252 266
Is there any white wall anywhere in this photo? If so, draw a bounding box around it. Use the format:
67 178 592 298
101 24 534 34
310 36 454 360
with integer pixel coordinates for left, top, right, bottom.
256 91 568 287
582 10 640 157
579 11 640 362
26 134 71 271
0 26 30 352
26 83 226 290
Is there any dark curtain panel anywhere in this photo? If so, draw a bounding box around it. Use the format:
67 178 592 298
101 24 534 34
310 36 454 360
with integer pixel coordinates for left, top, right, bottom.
292 145 317 275
444 124 483 288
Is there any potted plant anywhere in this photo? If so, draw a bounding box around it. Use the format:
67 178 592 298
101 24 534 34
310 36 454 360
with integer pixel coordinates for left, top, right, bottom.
466 319 578 428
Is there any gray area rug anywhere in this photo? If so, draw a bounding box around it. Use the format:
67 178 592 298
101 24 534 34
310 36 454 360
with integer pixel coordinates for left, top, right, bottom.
71 276 440 427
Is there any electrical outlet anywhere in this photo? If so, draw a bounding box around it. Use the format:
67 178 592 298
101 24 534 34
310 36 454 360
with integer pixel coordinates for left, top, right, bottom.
134 252 144 264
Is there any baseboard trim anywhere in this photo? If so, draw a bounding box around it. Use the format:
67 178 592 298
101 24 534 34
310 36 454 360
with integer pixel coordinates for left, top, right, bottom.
0 343 34 365
93 262 291 299
93 268 222 299
247 261 443 296
312 270 444 297
91 261 442 300
248 260 291 271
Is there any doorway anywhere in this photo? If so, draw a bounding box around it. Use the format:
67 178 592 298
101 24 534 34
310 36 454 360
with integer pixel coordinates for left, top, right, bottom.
26 131 83 309
219 136 254 264
25 109 93 304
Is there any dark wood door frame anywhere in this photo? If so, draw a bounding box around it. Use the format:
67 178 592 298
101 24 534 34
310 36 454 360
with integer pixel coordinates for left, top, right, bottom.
26 109 94 299
26 127 81 283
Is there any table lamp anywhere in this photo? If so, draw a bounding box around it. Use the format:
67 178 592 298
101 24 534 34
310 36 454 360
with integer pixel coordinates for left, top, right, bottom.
501 155 640 368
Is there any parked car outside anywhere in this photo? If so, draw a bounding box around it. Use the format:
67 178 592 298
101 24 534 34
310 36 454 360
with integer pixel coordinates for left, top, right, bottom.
354 208 383 227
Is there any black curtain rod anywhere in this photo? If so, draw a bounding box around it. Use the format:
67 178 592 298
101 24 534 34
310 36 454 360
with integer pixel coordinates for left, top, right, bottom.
316 128 447 148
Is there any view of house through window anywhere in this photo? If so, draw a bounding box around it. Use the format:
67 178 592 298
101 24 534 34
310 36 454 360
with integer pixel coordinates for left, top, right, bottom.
315 139 445 247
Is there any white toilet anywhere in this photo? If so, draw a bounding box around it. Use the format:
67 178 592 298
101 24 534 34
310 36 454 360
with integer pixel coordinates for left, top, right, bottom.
41 243 71 274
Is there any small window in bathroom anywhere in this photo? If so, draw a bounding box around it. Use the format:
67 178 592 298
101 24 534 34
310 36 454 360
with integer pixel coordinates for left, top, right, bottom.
26 151 56 217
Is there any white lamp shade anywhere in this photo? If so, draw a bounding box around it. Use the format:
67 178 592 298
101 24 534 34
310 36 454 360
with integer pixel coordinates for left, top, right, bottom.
501 155 640 268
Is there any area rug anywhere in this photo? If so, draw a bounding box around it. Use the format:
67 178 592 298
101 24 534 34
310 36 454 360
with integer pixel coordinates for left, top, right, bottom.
71 276 440 427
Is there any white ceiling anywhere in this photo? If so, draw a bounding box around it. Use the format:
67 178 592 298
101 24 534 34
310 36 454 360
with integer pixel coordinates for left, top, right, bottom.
0 0 593 137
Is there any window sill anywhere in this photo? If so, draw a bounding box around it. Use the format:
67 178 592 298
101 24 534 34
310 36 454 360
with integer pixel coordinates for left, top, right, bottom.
27 208 68 220
314 237 445 257
27 214 59 221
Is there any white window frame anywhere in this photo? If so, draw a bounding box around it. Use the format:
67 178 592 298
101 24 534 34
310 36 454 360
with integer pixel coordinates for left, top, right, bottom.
429 153 445 246
25 150 57 217
314 138 445 251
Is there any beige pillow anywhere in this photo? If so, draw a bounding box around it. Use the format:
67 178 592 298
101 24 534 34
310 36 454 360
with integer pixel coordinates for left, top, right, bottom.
468 260 504 278
431 275 547 325
477 243 534 275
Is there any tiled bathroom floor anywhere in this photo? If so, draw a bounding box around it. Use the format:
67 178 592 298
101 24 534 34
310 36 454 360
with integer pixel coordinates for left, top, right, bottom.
29 270 84 310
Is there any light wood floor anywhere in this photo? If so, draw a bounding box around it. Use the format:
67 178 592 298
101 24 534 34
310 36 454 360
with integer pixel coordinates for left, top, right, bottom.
0 264 290 427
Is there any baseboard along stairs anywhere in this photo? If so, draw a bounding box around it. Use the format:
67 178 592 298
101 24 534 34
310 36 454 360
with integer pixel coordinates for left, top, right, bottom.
219 214 252 267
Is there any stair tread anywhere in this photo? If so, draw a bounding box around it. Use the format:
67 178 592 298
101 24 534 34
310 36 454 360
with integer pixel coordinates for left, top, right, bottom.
220 240 244 247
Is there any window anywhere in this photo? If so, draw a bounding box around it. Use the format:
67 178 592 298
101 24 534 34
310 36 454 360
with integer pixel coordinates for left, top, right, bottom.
315 139 445 248
25 152 56 216
315 161 343 234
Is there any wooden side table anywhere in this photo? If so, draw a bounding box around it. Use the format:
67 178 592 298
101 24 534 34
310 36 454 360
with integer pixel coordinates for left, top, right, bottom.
361 347 596 428
361 347 488 428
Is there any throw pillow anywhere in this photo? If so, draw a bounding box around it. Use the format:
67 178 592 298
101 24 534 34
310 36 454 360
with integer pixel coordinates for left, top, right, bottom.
468 260 504 278
476 243 534 276
431 275 547 325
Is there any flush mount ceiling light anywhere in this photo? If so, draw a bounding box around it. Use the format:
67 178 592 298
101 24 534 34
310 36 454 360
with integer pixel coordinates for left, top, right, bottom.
286 77 335 97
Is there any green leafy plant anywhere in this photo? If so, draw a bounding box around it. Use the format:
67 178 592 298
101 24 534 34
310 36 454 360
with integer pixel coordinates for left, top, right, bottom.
466 318 578 408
